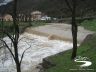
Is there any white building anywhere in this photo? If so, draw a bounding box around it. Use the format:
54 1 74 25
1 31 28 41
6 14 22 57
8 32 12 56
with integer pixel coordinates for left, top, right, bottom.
3 14 13 21
31 11 42 21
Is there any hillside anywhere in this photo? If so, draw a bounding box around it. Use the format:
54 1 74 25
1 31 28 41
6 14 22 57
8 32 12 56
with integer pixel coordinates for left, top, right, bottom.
0 0 96 18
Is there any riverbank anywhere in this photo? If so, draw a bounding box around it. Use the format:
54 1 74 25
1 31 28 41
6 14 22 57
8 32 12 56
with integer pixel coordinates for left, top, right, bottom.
40 33 96 72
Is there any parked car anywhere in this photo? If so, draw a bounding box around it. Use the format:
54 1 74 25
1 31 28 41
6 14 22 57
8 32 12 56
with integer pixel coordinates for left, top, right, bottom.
40 16 51 21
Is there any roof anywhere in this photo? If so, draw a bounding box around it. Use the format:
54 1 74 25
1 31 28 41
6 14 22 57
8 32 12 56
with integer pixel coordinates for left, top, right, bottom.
31 11 42 15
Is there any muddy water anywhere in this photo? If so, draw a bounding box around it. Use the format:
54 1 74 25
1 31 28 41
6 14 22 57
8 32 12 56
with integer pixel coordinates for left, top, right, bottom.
0 32 73 72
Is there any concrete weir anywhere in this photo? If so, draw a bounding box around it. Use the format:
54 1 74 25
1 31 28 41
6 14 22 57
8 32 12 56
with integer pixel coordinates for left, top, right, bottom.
25 23 94 44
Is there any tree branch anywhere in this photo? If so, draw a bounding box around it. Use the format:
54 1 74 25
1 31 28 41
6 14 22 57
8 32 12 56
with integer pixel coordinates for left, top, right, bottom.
3 31 15 43
20 47 30 65
0 39 15 61
65 0 72 12
20 39 31 65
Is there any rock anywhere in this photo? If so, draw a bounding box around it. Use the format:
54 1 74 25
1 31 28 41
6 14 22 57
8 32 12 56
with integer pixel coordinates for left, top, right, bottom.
81 33 96 45
41 58 56 69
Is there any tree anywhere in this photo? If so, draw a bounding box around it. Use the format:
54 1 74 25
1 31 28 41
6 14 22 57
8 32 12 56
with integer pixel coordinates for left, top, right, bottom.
33 0 84 59
64 0 77 59
0 0 29 72
71 0 77 59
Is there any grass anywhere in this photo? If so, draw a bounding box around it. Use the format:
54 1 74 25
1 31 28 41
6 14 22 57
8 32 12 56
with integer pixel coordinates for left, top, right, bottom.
80 19 96 31
44 34 96 72
0 21 47 37
0 20 47 28
31 21 47 27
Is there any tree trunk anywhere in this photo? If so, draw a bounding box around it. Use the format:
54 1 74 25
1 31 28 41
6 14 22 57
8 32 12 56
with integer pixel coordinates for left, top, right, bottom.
13 41 21 72
71 0 78 60
16 62 21 72
29 14 32 26
13 0 21 72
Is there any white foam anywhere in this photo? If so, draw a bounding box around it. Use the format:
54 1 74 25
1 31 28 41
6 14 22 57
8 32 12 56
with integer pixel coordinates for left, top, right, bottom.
0 32 73 72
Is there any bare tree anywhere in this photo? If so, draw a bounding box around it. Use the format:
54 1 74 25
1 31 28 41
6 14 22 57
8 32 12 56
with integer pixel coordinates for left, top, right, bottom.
0 0 29 72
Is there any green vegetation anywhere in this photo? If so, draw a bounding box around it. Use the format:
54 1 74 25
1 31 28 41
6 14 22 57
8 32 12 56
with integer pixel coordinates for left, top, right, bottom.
0 21 13 37
0 21 29 36
0 21 46 29
31 21 47 27
44 34 96 72
81 19 96 31
0 21 46 37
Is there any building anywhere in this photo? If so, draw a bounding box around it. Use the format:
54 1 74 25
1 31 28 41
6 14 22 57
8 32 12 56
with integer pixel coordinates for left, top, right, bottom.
31 11 42 21
3 14 13 21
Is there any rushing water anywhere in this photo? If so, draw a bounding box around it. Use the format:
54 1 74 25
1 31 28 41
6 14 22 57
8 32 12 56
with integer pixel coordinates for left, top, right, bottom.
0 32 73 72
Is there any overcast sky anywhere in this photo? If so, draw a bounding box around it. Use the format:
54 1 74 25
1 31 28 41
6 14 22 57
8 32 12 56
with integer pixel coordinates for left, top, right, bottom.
0 0 12 6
